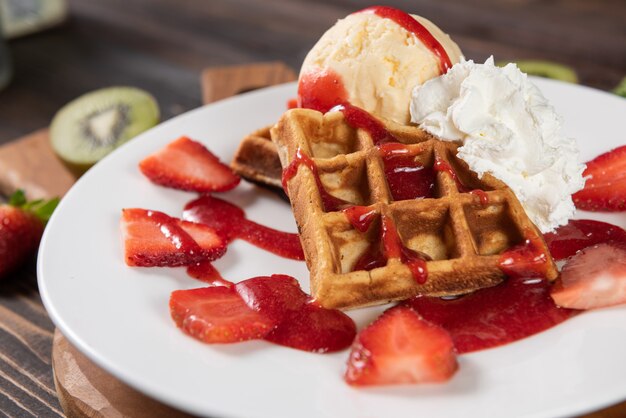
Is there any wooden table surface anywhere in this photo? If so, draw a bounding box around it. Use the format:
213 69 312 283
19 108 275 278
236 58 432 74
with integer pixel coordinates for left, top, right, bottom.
0 0 624 417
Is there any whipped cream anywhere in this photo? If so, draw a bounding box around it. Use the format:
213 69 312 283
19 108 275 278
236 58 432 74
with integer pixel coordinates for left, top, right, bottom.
410 57 585 233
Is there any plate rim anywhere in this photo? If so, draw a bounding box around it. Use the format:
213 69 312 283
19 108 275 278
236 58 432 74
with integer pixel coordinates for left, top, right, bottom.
37 79 626 418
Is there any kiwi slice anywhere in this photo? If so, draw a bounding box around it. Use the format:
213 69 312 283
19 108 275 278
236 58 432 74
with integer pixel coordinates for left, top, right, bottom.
50 87 159 175
612 76 626 98
497 60 578 84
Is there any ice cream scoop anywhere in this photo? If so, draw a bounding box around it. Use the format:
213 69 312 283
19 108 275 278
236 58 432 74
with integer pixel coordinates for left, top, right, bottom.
297 6 463 125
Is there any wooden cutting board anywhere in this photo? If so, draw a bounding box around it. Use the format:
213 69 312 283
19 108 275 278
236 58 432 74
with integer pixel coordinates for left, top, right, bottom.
3 61 623 418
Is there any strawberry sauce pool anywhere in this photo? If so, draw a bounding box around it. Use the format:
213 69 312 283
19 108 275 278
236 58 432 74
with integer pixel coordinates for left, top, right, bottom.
405 277 578 353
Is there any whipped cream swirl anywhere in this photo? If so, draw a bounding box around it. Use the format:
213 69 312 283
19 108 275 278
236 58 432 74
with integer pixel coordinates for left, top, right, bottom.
410 57 585 233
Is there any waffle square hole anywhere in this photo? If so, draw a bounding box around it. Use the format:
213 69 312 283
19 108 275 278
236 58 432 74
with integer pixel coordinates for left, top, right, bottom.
443 150 496 193
308 114 362 159
392 203 458 260
316 156 372 209
464 203 524 256
325 213 382 274
380 144 442 202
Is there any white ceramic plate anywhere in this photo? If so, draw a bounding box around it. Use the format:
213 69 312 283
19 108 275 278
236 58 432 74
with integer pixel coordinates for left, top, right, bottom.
39 79 626 418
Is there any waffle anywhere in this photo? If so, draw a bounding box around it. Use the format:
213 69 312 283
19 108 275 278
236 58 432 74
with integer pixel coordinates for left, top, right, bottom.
231 126 283 189
271 108 558 310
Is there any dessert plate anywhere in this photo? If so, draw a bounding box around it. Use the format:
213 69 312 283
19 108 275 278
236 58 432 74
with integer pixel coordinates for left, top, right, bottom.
39 79 626 418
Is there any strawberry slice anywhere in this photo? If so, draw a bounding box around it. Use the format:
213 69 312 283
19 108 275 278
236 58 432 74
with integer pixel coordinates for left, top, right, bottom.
345 306 457 386
573 145 626 211
235 275 307 322
235 275 356 353
170 286 275 343
544 219 626 261
551 242 626 310
121 208 225 267
139 136 240 192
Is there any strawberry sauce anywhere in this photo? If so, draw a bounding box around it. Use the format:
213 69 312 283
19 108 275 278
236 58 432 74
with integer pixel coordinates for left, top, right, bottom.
281 148 348 212
357 6 453 74
297 68 348 113
379 143 436 200
499 234 551 279
434 157 489 204
345 210 429 283
187 261 233 288
145 210 204 255
236 275 357 353
183 195 304 260
543 219 626 261
405 277 579 353
334 103 397 144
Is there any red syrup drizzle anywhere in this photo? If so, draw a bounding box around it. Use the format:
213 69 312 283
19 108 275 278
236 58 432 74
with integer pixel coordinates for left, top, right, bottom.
281 148 349 212
333 103 397 145
498 233 551 279
404 276 579 353
297 68 348 113
187 261 233 289
378 143 436 201
343 208 430 283
543 219 626 261
356 6 453 74
145 210 204 256
383 215 429 284
183 195 304 260
286 98 298 109
434 157 489 205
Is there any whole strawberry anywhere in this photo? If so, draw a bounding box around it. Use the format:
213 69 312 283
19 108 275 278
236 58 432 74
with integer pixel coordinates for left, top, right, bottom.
0 190 59 278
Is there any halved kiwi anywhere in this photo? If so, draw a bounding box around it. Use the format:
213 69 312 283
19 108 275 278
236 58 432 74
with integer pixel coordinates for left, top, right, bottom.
50 86 159 175
497 60 579 84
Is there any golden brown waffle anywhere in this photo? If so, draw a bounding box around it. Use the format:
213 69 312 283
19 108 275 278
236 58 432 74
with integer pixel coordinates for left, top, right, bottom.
230 126 283 189
271 108 558 310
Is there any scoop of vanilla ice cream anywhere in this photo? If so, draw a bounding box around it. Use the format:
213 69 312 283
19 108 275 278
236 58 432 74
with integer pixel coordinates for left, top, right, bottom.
299 10 463 125
410 57 585 233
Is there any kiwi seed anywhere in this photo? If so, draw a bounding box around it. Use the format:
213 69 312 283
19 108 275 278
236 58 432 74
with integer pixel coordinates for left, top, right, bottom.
497 60 579 84
50 86 160 175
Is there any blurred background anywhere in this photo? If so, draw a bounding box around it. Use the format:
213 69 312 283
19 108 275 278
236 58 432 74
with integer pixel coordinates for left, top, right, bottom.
0 0 624 142
0 1 624 417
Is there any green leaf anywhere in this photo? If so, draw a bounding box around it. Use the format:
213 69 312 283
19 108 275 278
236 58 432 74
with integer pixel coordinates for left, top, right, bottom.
8 189 26 207
7 189 60 224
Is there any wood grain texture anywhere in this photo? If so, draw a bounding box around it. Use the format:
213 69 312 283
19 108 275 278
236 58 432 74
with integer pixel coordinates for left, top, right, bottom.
0 129 75 200
52 331 194 418
0 0 621 417
202 61 296 104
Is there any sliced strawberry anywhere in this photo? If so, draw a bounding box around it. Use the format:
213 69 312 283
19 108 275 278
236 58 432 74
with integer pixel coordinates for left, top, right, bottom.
235 275 307 322
121 208 225 267
139 136 240 193
345 306 457 386
265 301 356 353
573 145 626 211
235 274 356 353
544 219 626 261
170 286 275 343
551 242 626 310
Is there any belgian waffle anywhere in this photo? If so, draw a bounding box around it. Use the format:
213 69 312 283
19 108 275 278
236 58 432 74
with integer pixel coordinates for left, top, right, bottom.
271 108 558 309
231 126 283 189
